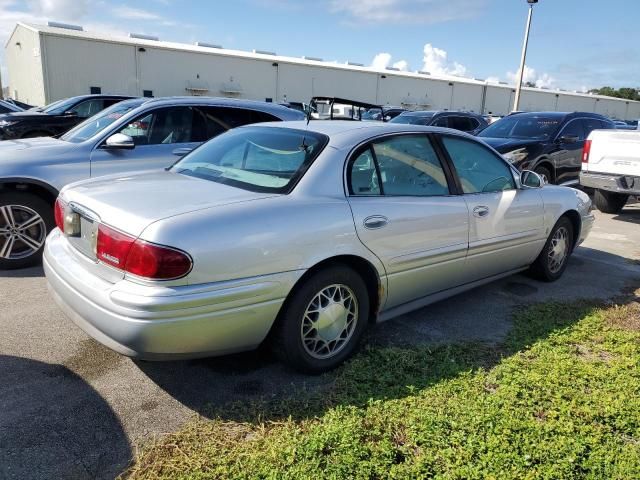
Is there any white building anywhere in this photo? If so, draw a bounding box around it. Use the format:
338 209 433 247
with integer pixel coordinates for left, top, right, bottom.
6 21 640 120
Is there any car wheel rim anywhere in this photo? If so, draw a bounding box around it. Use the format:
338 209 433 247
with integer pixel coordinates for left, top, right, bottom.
301 284 359 360
547 226 569 274
0 205 47 260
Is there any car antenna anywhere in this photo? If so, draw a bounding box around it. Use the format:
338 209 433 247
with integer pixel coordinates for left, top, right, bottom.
300 98 313 152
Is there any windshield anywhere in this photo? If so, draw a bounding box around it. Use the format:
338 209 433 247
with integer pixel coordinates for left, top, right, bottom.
61 100 145 143
171 126 328 193
362 108 384 121
390 114 434 125
41 98 80 114
479 115 561 140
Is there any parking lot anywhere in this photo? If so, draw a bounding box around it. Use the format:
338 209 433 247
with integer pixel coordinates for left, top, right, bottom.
1 205 638 479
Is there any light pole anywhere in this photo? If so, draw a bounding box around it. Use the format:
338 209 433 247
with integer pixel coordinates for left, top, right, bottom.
512 0 538 112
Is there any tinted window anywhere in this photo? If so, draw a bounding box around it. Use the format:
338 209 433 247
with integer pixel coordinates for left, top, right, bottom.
479 115 561 139
61 99 145 143
432 116 449 127
70 99 106 118
349 135 449 196
117 107 201 145
443 136 516 194
560 119 585 140
390 114 434 125
172 126 327 193
449 116 474 132
0 105 11 114
582 118 608 136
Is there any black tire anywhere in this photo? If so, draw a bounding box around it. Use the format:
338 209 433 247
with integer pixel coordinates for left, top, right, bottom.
0 192 54 270
272 265 370 374
529 216 574 282
20 131 51 139
534 165 552 185
593 189 628 214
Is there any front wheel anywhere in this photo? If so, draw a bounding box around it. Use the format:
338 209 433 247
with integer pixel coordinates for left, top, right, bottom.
529 216 574 282
534 166 552 185
593 189 628 214
0 192 53 270
272 265 370 374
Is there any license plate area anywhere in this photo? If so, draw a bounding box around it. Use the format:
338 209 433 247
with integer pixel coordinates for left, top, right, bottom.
67 208 99 261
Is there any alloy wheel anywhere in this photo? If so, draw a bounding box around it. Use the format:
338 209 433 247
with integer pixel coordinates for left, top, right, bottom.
0 204 47 260
300 284 359 360
547 226 569 274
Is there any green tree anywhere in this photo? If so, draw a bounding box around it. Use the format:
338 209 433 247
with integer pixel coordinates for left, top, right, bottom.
588 86 640 101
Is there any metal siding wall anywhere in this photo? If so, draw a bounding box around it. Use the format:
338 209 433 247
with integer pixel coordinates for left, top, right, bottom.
43 36 137 101
450 83 483 112
519 90 557 111
5 26 46 105
484 86 513 116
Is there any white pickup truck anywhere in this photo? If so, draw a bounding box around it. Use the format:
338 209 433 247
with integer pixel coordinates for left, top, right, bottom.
580 129 640 213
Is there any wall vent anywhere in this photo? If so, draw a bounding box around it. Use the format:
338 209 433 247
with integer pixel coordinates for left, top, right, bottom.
302 56 323 61
347 61 364 67
196 42 222 49
129 33 159 41
253 49 276 56
47 21 83 31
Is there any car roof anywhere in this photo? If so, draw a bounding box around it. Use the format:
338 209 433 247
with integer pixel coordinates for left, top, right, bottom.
133 96 304 120
509 111 609 120
250 120 474 148
399 110 481 117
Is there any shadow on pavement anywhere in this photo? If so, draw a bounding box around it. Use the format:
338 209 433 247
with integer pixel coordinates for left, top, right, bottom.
612 206 640 225
0 265 44 278
0 355 131 480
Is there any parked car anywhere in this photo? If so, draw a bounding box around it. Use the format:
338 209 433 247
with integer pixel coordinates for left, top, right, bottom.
391 110 488 135
580 129 640 213
0 97 304 269
0 94 135 140
0 99 25 114
6 98 33 110
478 111 615 185
612 120 636 131
45 121 594 373
362 106 407 122
310 97 385 121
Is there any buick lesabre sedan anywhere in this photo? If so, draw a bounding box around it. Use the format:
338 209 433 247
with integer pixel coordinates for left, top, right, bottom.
45 122 594 373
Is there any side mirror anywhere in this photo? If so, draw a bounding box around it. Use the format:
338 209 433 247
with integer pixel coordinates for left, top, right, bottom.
384 115 392 122
520 170 545 188
172 147 193 157
558 134 579 144
63 111 78 117
104 133 135 150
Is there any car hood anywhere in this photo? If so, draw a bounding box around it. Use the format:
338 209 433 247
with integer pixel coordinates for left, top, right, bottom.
0 136 72 154
61 170 279 236
478 137 541 152
0 111 50 120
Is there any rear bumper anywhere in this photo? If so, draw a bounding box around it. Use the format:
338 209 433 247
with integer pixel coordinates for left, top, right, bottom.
580 171 640 196
44 229 303 360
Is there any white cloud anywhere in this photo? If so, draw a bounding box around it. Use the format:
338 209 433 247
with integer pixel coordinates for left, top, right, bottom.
114 6 162 21
27 0 88 19
370 52 409 71
329 0 488 25
506 65 555 88
422 43 467 77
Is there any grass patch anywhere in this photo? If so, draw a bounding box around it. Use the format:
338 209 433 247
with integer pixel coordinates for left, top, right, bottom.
124 297 640 479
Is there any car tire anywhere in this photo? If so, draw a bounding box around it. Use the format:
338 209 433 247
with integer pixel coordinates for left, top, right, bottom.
593 189 628 214
0 192 54 270
272 265 370 374
534 165 552 185
529 216 574 282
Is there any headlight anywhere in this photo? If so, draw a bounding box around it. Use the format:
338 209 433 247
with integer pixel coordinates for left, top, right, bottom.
502 148 528 163
0 120 18 127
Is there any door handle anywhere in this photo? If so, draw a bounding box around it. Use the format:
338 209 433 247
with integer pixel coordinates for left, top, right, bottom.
363 215 388 229
473 206 490 218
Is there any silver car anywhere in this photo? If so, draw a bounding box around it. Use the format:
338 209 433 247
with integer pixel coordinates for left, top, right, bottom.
0 97 304 269
44 121 594 373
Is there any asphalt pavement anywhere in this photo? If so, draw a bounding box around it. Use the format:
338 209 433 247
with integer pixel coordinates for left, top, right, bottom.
1 205 639 479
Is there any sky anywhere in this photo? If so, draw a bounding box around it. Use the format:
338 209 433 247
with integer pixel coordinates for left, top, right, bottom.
1 0 638 94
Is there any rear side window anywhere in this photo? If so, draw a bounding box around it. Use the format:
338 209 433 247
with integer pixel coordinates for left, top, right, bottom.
583 118 610 136
559 119 585 140
449 116 474 132
432 116 449 127
349 135 450 197
442 136 516 194
70 99 105 118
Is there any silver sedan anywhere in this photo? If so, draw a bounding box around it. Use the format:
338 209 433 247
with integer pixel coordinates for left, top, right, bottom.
44 121 594 373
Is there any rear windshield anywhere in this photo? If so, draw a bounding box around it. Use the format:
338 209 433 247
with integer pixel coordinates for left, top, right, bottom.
61 99 146 143
390 114 434 125
479 115 561 140
171 126 328 193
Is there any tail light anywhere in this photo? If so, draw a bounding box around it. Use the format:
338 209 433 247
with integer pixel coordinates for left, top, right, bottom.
96 224 192 280
582 139 592 163
54 198 65 231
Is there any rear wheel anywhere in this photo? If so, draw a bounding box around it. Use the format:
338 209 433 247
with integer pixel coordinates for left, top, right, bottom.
534 165 552 184
272 265 370 374
0 192 53 270
529 216 574 282
593 189 628 214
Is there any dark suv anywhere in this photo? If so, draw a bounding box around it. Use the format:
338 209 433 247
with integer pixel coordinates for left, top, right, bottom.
0 94 134 140
390 110 488 135
478 111 615 185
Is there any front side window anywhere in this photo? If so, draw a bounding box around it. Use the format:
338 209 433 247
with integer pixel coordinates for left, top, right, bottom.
432 116 449 128
442 136 516 194
61 99 145 143
479 115 561 140
116 107 202 145
70 99 105 118
349 135 450 197
171 126 327 193
558 119 585 140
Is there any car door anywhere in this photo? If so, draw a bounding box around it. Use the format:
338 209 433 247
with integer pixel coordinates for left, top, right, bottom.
439 134 546 280
89 106 220 177
347 133 470 310
550 118 586 185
